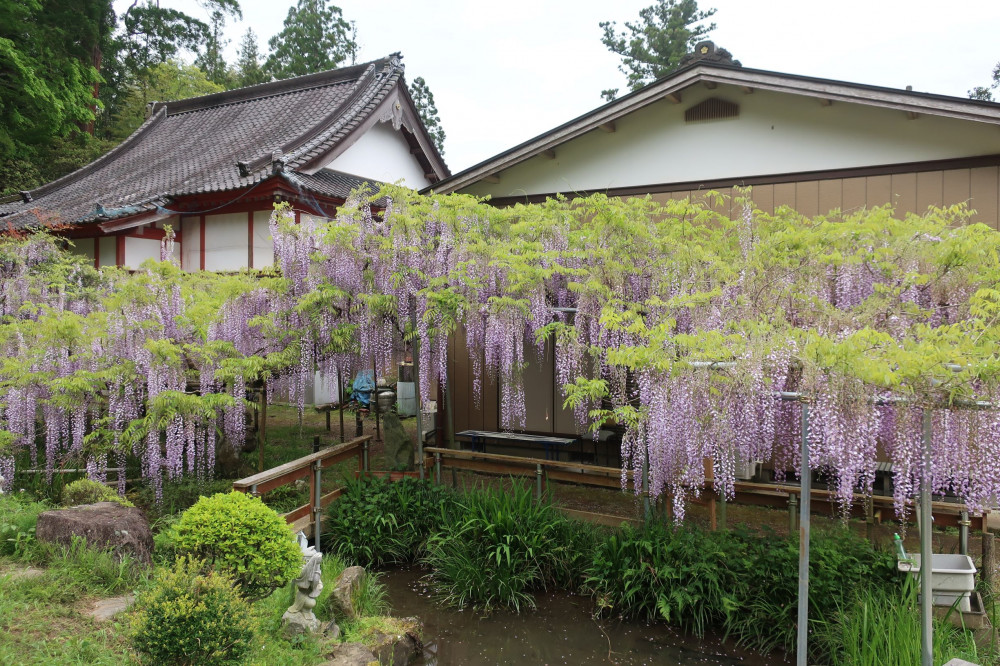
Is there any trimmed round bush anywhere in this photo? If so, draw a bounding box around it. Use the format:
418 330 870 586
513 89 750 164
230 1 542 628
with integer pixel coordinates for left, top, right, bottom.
131 556 256 665
62 478 133 507
173 491 301 600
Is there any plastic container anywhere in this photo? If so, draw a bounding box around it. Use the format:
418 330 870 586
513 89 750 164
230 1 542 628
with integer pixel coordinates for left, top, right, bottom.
396 382 417 417
907 554 977 612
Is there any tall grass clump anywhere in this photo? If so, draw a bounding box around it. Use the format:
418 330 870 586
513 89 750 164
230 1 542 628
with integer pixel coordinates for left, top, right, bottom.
323 475 455 567
422 481 572 612
0 493 48 559
815 578 983 665
722 527 897 655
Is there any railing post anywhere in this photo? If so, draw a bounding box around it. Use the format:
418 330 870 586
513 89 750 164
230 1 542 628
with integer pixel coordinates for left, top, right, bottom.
249 483 258 497
535 463 543 501
959 510 969 556
313 460 322 552
789 492 798 533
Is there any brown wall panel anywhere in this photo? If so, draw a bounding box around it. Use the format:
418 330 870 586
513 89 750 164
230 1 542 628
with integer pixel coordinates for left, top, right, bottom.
773 182 796 210
750 183 774 215
483 361 499 431
452 329 472 433
842 177 866 212
942 169 971 211
970 166 999 229
866 175 892 208
818 179 842 216
915 171 944 212
795 181 819 217
890 172 917 215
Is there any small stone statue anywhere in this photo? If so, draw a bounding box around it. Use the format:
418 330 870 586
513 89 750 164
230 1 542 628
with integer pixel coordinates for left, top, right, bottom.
281 531 323 636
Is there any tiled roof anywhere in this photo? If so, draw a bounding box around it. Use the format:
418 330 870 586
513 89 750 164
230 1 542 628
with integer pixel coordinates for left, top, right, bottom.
0 55 421 230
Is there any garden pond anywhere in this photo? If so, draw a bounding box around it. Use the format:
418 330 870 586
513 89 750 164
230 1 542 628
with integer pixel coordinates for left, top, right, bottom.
381 567 782 665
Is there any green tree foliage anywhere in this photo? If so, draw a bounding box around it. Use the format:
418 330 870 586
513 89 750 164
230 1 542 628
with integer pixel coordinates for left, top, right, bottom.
0 0 107 194
265 0 358 80
109 60 225 139
408 76 447 156
234 28 269 88
600 0 717 100
969 62 1000 101
194 6 242 88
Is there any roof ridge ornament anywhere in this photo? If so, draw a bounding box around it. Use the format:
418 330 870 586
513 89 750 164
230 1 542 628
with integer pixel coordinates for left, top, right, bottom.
679 41 742 68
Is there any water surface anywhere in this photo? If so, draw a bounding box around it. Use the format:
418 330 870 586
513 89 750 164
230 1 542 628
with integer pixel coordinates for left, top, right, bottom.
382 567 780 665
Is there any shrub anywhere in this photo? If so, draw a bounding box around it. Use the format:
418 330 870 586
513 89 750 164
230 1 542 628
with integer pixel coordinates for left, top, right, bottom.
324 475 455 567
173 491 301 600
130 556 257 666
61 478 133 507
422 481 569 611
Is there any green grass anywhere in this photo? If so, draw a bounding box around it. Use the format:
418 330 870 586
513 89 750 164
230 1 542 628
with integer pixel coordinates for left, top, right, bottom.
815 578 986 665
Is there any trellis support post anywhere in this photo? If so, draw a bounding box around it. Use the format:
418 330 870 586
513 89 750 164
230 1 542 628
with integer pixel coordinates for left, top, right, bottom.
796 403 811 666
920 409 933 666
959 510 969 556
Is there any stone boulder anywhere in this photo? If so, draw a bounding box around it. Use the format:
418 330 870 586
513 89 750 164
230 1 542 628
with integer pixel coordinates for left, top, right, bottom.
330 565 367 620
322 642 377 666
381 411 413 470
36 502 153 567
367 617 422 666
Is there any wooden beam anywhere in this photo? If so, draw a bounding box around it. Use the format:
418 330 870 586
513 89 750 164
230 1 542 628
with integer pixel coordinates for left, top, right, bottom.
540 149 557 159
704 81 717 90
907 111 919 120
665 91 682 104
598 121 616 133
741 86 754 94
483 174 501 184
819 98 833 107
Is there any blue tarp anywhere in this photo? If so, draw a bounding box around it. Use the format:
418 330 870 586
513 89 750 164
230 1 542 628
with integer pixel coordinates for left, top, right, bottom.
352 370 376 408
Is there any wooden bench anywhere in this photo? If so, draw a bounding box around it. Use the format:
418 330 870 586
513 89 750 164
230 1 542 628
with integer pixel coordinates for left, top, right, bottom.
455 430 578 461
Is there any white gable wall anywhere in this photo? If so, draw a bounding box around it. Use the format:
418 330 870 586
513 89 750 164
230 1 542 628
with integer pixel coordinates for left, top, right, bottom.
463 84 1000 198
323 122 431 189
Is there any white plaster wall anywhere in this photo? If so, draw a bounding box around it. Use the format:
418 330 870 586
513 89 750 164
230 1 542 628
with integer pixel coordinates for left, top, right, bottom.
323 122 431 189
124 237 160 268
203 213 247 271
252 210 273 269
98 237 115 268
181 217 200 271
462 85 1000 197
70 238 95 264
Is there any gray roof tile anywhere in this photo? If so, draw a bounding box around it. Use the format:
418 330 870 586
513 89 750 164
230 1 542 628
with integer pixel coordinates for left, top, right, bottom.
0 56 414 230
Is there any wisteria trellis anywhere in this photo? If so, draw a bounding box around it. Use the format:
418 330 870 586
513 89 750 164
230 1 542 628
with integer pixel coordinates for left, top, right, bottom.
1 188 999 519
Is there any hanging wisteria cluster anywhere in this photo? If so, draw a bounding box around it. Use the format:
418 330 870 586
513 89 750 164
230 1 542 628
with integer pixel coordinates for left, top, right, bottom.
2 187 1000 521
281 188 1000 518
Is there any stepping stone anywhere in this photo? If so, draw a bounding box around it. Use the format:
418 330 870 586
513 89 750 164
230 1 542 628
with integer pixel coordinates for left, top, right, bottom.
89 594 135 622
5 567 45 580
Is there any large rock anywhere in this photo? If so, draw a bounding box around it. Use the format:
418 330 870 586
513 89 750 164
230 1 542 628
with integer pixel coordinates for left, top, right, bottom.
323 642 377 666
330 566 367 620
36 502 153 567
381 411 413 470
367 617 422 666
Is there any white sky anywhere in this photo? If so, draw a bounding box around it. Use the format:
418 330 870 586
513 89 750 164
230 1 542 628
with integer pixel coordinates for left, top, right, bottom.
121 0 1000 173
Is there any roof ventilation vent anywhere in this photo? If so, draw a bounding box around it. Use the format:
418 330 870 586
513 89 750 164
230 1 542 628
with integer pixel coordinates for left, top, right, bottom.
685 97 739 123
